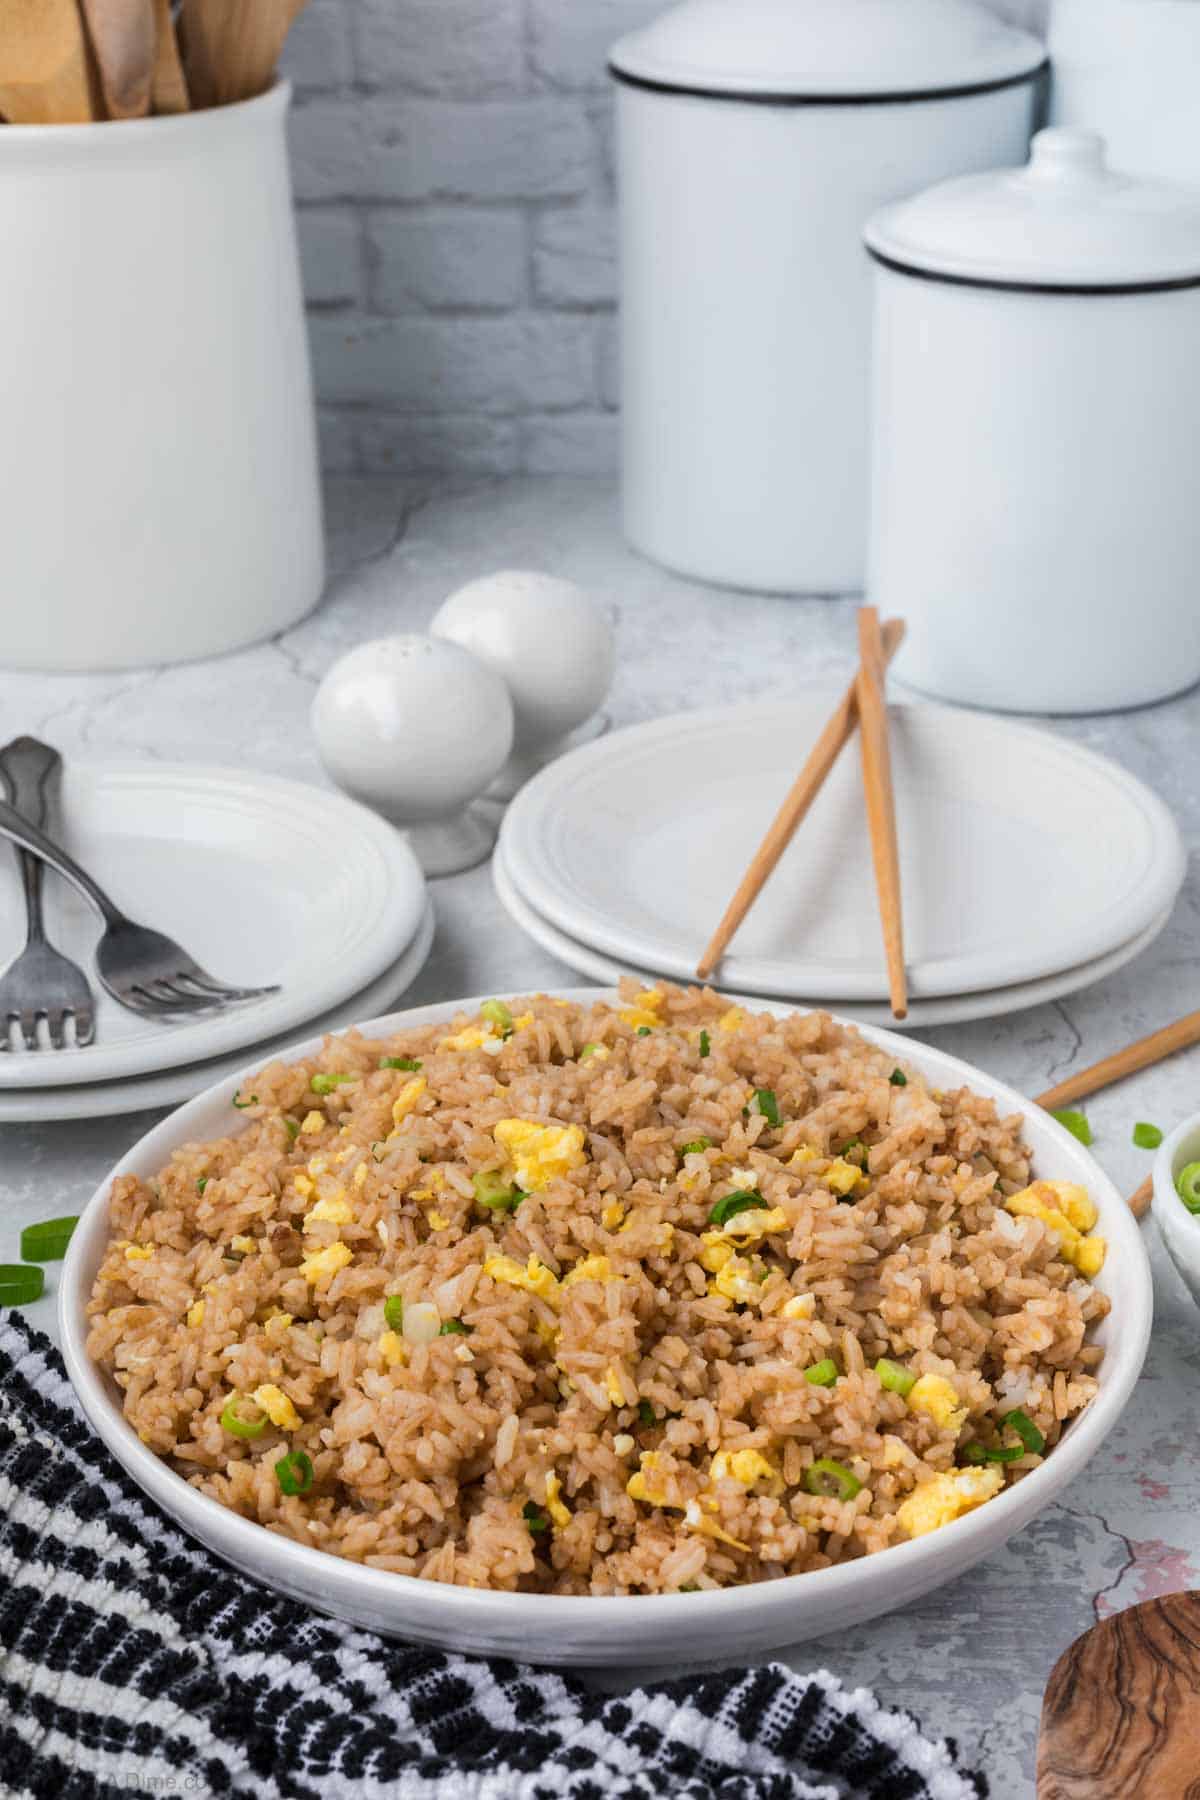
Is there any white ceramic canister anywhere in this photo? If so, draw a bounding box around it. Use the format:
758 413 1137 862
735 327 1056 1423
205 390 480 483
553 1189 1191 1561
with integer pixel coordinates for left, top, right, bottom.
865 129 1200 715
610 0 1044 595
1049 0 1200 184
0 84 323 671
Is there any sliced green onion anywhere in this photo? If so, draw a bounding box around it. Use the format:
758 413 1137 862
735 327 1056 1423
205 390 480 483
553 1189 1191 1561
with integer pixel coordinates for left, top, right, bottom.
962 1408 1045 1465
310 1072 357 1094
439 1318 472 1336
750 1088 780 1127
804 1358 839 1387
1001 1408 1045 1455
637 1026 652 1037
274 1449 314 1496
708 1190 768 1227
220 1394 267 1439
522 1500 549 1535
383 1295 404 1331
1177 1161 1200 1214
889 1068 907 1087
804 1458 861 1500
961 1440 1022 1465
232 1090 258 1109
481 999 514 1035
678 1582 701 1592
680 1137 713 1159
580 1042 603 1061
638 1398 656 1427
284 1117 300 1140
0 1263 45 1306
1133 1121 1163 1150
196 1178 208 1196
1051 1108 1093 1147
19 1216 79 1262
380 1056 422 1071
472 1169 523 1212
874 1357 916 1397
699 1030 711 1058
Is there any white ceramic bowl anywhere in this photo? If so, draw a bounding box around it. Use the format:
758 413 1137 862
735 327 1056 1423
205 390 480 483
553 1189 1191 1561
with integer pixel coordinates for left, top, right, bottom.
1153 1115 1200 1309
61 990 1152 1668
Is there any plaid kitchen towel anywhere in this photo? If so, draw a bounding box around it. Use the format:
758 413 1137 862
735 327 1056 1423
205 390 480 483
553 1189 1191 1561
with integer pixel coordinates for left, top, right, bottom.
0 1318 984 1800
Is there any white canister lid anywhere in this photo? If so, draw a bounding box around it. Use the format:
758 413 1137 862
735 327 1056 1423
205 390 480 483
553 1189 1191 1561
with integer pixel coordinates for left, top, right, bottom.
608 0 1045 101
865 128 1200 291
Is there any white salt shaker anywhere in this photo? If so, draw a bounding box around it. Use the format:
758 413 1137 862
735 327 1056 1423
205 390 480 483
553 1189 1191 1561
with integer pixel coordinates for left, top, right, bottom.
312 635 514 876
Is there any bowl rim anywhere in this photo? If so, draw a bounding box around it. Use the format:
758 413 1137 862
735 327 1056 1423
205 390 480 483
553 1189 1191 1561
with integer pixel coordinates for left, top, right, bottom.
1152 1114 1200 1238
60 986 1154 1632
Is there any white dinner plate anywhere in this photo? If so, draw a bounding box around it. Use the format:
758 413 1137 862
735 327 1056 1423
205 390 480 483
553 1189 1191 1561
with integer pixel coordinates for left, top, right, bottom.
493 843 1171 1031
0 762 426 1088
501 701 1185 1002
60 986 1151 1666
0 899 435 1123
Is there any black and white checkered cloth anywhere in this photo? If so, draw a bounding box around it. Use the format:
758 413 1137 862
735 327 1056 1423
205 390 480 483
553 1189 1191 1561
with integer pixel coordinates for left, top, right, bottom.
0 1318 984 1800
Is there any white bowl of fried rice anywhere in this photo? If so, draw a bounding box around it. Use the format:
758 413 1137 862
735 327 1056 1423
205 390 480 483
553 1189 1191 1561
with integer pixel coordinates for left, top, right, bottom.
61 985 1152 1667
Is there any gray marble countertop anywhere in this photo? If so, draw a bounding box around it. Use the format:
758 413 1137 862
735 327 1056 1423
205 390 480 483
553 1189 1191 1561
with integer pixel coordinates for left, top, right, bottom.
3 475 1199 1796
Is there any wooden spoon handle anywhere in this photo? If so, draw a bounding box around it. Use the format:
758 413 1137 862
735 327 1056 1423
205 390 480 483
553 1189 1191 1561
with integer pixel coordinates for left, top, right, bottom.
150 0 189 111
80 0 156 118
181 0 307 107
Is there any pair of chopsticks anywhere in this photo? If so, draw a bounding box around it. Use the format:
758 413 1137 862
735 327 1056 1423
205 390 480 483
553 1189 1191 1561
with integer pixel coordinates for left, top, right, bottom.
696 606 908 1018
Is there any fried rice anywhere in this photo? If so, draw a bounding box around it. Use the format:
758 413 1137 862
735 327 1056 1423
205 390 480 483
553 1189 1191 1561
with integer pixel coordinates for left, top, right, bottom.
86 983 1110 1595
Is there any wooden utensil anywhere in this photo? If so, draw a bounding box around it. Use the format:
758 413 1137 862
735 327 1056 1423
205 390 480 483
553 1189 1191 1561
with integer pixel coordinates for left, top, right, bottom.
1038 1009 1200 1113
695 619 906 981
150 0 189 113
856 606 908 1019
80 0 155 117
0 0 95 124
180 0 307 108
1037 1592 1200 1798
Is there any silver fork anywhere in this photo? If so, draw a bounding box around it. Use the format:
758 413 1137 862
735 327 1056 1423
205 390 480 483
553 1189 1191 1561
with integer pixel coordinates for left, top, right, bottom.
0 750 280 1020
0 737 96 1050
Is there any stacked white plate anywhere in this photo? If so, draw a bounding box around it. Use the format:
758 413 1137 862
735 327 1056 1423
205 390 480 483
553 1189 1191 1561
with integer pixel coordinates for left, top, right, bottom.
496 700 1185 1029
0 763 433 1121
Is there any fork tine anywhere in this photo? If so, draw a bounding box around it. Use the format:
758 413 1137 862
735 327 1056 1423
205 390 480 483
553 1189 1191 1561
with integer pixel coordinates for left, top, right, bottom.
46 1011 65 1051
73 1008 96 1047
174 971 280 1002
18 1008 39 1050
130 981 219 1013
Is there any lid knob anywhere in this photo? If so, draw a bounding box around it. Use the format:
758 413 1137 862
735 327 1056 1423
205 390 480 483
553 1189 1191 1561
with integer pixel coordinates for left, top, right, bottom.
1027 127 1108 184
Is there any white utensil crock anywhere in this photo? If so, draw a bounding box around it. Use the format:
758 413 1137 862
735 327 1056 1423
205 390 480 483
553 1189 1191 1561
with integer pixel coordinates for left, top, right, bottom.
0 83 323 670
1049 0 1200 184
865 129 1200 714
611 0 1044 595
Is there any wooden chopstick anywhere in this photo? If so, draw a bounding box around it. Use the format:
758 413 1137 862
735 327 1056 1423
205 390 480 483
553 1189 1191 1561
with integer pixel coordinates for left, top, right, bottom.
1128 1177 1153 1220
855 607 908 1019
695 618 905 980
1036 1009 1200 1113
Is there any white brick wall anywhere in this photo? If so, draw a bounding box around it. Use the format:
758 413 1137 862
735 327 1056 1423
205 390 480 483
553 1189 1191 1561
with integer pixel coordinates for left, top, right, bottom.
283 0 1045 475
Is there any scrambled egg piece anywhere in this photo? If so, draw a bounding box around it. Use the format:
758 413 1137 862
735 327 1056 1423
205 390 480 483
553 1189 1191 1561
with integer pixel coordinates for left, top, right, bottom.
300 1241 353 1287
186 1299 205 1328
896 1465 1004 1538
378 1329 406 1367
1004 1180 1106 1277
391 1076 427 1127
513 1012 535 1032
780 1293 815 1320
699 1231 735 1273
494 1118 587 1191
230 1235 257 1255
352 1162 368 1191
907 1374 967 1433
718 1007 744 1033
788 1145 819 1169
484 1252 561 1305
124 1243 153 1262
292 1174 315 1199
601 1201 625 1230
564 1254 613 1286
534 1318 560 1350
710 1448 783 1495
251 1384 301 1431
264 1309 292 1337
626 1450 667 1506
304 1194 353 1228
822 1158 866 1196
714 1255 766 1306
604 1367 627 1408
440 1025 495 1052
300 1111 326 1135
545 1472 571 1528
427 1209 450 1231
721 1205 789 1241
620 989 663 1030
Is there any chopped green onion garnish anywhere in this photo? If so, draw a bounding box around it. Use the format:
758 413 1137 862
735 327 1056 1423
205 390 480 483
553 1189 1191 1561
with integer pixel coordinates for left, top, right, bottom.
680 1137 713 1158
310 1072 356 1094
678 1582 701 1592
638 1399 656 1427
962 1408 1045 1465
284 1117 300 1140
0 1263 45 1306
750 1088 780 1127
383 1295 404 1330
889 1068 907 1087
804 1358 839 1387
804 1458 862 1500
481 999 514 1035
232 1090 258 1109
275 1450 314 1496
1051 1108 1093 1146
439 1319 472 1335
522 1501 549 1535
580 1042 603 1061
472 1169 523 1212
699 1031 711 1058
708 1190 768 1227
1133 1121 1163 1150
874 1357 916 1397
961 1440 1022 1465
196 1178 208 1196
19 1216 79 1262
1001 1408 1045 1455
637 1026 652 1037
1176 1161 1200 1214
380 1056 422 1071
220 1394 267 1439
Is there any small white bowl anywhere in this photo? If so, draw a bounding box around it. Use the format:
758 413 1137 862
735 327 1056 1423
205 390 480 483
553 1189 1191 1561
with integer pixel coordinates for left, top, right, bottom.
61 991 1152 1668
1153 1115 1200 1308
